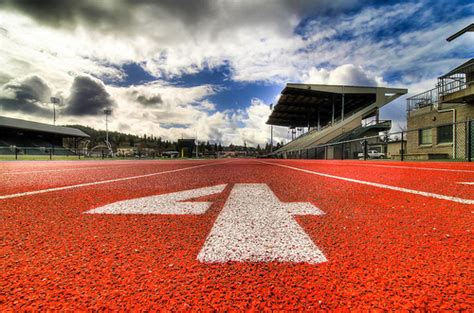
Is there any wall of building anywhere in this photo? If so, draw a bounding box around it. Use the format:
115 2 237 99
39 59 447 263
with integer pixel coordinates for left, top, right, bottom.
387 141 406 159
406 102 474 158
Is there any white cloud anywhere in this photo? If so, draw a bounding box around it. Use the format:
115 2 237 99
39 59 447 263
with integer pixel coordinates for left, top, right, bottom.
304 64 383 86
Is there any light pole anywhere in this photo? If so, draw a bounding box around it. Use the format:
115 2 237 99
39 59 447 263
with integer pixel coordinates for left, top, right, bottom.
104 108 113 157
269 103 273 153
50 97 60 125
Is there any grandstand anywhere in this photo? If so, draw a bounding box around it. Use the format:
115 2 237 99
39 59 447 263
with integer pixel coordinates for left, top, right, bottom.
0 116 89 156
267 84 407 159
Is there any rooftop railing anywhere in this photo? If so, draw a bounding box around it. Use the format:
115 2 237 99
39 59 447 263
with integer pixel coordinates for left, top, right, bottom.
406 87 439 112
408 61 473 113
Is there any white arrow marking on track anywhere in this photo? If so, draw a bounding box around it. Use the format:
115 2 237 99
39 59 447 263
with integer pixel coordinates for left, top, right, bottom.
197 184 327 264
85 184 227 215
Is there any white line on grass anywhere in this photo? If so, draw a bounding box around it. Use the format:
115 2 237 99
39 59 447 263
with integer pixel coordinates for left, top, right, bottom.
0 161 232 200
259 161 474 205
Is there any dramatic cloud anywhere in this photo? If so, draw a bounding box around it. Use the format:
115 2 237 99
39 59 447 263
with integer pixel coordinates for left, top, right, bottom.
305 64 381 86
0 0 472 144
130 90 163 107
64 75 115 116
0 74 52 116
1 1 357 32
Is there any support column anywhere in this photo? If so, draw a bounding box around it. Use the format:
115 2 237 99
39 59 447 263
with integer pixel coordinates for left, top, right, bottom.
270 125 273 153
331 96 335 125
317 105 321 131
341 93 345 121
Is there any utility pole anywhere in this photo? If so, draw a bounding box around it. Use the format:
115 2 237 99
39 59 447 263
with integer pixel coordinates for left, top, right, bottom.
50 97 60 125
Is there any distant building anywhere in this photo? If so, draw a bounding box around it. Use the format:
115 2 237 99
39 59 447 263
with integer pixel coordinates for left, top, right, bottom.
117 146 137 157
177 139 196 158
218 151 247 158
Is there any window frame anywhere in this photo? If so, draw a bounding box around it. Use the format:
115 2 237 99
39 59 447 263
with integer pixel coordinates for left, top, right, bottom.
418 128 432 146
436 124 453 144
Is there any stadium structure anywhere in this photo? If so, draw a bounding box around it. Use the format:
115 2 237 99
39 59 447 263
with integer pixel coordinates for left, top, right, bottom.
267 84 407 159
0 115 89 156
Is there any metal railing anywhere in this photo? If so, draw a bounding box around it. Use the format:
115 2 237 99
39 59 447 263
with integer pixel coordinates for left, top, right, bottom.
438 77 469 98
407 87 438 112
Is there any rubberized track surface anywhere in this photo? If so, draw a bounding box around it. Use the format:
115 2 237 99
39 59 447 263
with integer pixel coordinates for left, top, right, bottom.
1 159 473 310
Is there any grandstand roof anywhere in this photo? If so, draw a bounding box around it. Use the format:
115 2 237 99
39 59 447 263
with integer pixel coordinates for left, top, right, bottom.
0 116 90 138
267 84 407 128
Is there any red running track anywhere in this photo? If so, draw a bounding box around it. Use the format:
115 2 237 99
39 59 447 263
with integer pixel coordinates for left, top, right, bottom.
1 159 473 310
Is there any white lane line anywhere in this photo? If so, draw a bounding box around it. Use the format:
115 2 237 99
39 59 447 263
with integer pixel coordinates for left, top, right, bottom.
1 165 134 175
85 184 227 215
457 182 474 185
259 161 474 205
197 184 327 263
341 162 474 173
0 160 207 175
0 161 232 200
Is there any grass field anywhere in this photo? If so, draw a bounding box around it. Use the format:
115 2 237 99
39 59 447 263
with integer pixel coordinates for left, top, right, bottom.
1 159 473 310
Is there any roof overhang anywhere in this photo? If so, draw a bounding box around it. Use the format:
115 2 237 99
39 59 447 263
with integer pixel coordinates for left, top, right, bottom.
438 58 474 78
266 83 407 128
0 116 90 138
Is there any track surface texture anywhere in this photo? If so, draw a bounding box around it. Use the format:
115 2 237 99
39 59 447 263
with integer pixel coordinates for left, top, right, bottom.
1 159 473 310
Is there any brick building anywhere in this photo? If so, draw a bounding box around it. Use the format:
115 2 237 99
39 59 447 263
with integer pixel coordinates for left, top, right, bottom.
406 59 474 160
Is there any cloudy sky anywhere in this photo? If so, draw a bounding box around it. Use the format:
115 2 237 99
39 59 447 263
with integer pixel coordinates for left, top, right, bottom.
0 0 473 146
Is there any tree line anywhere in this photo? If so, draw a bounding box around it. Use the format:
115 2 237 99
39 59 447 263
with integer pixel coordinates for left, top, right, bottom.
64 124 282 155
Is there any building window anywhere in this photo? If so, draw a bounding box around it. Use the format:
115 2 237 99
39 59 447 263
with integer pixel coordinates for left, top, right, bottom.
418 128 432 145
437 125 453 144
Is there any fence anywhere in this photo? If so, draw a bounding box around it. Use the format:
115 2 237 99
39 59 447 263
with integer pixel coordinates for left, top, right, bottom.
276 120 473 162
0 146 80 160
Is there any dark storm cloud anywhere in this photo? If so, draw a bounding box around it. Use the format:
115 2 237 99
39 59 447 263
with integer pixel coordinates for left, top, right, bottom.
0 75 52 116
0 0 129 29
0 72 12 85
0 0 358 33
136 94 163 106
64 75 115 116
130 90 163 106
0 0 213 30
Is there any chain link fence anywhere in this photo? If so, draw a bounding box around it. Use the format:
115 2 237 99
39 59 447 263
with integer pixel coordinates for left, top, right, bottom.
277 120 473 162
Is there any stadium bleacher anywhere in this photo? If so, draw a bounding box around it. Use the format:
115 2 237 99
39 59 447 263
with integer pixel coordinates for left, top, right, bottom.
267 84 407 159
0 116 89 156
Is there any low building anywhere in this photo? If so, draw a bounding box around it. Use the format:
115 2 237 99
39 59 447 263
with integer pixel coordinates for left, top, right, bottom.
406 59 474 160
177 139 196 158
117 146 137 157
387 139 406 160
